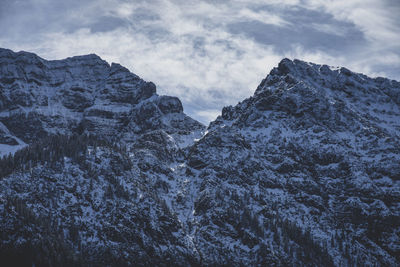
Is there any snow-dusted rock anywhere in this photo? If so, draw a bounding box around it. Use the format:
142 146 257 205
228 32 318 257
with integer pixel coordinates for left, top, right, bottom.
0 48 204 146
192 58 400 266
0 50 399 266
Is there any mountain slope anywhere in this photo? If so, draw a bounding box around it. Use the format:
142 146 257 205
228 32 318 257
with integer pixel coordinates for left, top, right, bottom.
187 59 400 266
0 50 399 266
0 48 204 266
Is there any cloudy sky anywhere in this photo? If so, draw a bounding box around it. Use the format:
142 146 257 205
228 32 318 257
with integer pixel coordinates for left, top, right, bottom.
1 0 399 124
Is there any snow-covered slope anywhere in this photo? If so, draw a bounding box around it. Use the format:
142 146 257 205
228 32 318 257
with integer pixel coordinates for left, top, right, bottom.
0 51 399 266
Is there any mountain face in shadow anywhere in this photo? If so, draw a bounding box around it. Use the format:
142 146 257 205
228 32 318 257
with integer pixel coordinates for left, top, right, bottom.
0 49 399 266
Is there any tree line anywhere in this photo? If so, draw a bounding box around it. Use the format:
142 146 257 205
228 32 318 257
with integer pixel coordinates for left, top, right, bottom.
0 134 128 179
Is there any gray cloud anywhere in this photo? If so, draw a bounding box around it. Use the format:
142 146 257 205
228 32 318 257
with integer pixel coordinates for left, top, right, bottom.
89 16 129 33
227 19 365 55
0 0 399 124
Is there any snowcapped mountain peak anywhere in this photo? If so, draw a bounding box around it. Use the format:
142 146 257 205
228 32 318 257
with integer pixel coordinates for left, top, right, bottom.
255 58 400 105
0 48 41 60
271 58 347 78
0 48 204 152
217 58 400 136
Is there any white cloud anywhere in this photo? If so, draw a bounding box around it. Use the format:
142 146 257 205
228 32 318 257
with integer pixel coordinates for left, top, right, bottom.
238 8 290 26
304 0 400 65
306 0 400 43
195 109 222 124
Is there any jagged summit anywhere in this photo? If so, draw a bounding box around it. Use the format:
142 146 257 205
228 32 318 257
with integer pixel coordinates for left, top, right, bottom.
62 53 105 62
269 57 354 79
0 47 106 63
216 58 400 136
256 58 400 99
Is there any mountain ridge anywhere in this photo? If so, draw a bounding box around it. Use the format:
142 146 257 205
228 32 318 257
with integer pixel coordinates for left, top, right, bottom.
0 48 399 266
0 48 204 157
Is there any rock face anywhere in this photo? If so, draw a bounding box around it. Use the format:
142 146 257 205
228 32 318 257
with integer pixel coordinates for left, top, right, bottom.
0 50 399 266
0 48 204 150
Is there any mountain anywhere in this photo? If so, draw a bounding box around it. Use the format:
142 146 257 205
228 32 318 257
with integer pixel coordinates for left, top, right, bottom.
0 49 399 266
0 48 204 156
0 48 204 266
188 59 400 266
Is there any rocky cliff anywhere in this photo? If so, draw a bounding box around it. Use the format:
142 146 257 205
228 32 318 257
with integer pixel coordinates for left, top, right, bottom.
0 48 204 155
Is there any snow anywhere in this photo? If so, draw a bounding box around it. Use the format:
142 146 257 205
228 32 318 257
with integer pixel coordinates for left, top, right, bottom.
0 143 27 157
171 129 204 149
0 50 399 266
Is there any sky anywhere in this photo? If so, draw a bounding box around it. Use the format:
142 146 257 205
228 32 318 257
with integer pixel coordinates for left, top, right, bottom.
0 0 399 124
